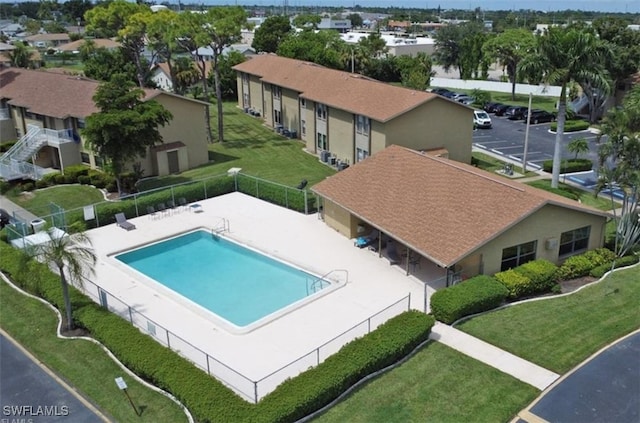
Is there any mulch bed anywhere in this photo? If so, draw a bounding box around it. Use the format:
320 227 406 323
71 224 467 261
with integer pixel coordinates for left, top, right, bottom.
559 276 598 294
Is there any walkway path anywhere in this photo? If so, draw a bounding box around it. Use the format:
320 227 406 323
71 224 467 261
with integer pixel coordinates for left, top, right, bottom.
430 323 560 391
0 195 38 222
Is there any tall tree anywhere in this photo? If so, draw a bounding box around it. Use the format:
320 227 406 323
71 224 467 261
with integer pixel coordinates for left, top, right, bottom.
174 11 212 142
7 43 34 68
146 9 183 94
82 74 172 195
209 51 247 100
483 28 536 100
83 47 153 87
292 14 321 29
567 138 589 160
201 6 248 143
433 22 485 79
27 229 96 331
172 56 200 96
252 15 291 53
277 29 346 70
596 86 640 257
396 53 434 90
346 13 363 28
519 26 610 189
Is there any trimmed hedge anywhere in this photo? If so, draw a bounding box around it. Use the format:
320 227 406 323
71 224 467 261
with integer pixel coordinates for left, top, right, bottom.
0 241 434 423
513 259 559 295
236 174 314 213
550 120 590 132
430 275 509 324
494 270 531 299
556 248 617 281
542 158 592 173
590 255 639 278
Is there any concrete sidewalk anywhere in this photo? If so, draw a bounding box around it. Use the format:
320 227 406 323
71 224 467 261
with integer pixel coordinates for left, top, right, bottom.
0 195 39 221
430 323 560 391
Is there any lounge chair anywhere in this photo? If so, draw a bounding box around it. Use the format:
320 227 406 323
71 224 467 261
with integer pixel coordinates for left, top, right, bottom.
178 197 188 211
157 202 168 217
386 240 400 265
167 200 177 214
115 213 136 231
354 229 379 248
296 179 308 190
146 205 157 220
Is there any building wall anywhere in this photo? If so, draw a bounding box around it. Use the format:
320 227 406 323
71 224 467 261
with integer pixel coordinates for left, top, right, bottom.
388 43 435 57
281 87 300 133
303 99 315 152
464 204 607 276
370 120 387 155
262 83 273 126
328 108 355 165
249 76 263 115
385 98 472 163
322 199 359 238
153 93 209 176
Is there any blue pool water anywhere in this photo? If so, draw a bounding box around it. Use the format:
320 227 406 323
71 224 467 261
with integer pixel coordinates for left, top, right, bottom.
115 230 329 327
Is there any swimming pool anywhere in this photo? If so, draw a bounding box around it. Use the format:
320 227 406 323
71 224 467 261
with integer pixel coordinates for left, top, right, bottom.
115 229 332 329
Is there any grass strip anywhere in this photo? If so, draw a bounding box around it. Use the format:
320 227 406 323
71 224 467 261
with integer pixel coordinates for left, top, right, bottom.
0 279 188 423
457 265 640 373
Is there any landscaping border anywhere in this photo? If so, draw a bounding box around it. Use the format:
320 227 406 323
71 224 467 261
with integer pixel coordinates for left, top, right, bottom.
0 271 195 423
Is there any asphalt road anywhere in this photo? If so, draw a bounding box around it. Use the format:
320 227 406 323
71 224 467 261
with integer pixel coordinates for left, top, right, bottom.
473 113 603 171
0 333 107 422
529 332 640 423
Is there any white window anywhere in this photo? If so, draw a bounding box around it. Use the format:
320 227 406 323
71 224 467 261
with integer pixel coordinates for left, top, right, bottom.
317 133 327 150
274 110 282 125
501 241 537 271
301 119 306 135
559 226 590 257
356 115 370 135
272 85 281 99
356 148 369 162
316 103 327 120
300 98 306 107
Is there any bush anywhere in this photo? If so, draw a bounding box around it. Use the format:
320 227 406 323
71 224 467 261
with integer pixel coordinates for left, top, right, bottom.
20 182 35 192
35 179 50 189
62 164 89 183
430 275 508 324
589 255 639 278
236 174 315 213
582 248 616 267
542 158 592 173
556 254 594 280
550 120 590 132
77 175 91 185
54 174 67 185
494 269 532 299
41 172 60 186
0 141 17 153
513 259 559 293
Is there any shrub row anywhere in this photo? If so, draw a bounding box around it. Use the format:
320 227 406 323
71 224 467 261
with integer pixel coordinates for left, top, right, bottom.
36 167 116 191
550 120 590 132
430 275 509 324
0 241 434 422
589 255 639 278
542 158 592 173
556 248 617 281
236 174 315 213
495 259 558 299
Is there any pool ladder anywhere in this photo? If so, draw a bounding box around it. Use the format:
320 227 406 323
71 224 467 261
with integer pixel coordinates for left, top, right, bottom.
211 218 230 237
306 269 349 295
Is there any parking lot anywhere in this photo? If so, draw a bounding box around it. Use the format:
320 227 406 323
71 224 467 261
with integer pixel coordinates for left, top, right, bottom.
473 112 602 171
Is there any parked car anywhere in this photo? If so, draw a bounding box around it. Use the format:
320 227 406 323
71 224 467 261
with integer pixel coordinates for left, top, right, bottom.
441 91 461 99
493 104 512 116
483 102 504 113
526 109 556 124
473 110 492 129
456 95 475 105
505 106 529 120
429 88 452 96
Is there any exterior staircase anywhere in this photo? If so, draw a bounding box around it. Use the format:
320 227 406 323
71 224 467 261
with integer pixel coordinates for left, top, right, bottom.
0 124 74 181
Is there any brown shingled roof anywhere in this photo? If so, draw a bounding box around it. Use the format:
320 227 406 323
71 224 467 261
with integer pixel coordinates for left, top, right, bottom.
25 33 70 42
56 38 120 52
233 54 445 123
0 68 205 119
312 145 609 267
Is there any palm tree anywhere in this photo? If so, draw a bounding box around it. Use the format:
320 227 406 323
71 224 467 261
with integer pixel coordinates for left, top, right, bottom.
8 42 34 68
519 26 611 189
567 138 589 160
28 228 96 331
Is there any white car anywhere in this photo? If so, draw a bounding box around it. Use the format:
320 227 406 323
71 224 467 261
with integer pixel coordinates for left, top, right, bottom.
473 110 492 129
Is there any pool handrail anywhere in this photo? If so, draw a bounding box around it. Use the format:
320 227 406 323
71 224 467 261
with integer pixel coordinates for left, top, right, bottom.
307 269 348 295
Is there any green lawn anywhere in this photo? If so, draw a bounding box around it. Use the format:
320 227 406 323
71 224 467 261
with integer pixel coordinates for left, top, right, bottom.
314 341 538 423
4 185 105 217
0 280 188 423
138 102 336 191
472 151 538 178
526 179 616 211
457 265 640 374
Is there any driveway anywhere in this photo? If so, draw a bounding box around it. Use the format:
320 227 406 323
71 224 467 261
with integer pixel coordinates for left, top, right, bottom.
519 331 640 423
473 114 602 171
0 332 108 422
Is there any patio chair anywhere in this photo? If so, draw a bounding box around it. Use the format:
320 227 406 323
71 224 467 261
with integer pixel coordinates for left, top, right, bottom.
167 200 178 214
386 240 400 265
178 197 188 211
156 202 168 217
354 229 379 248
115 213 136 231
146 205 157 220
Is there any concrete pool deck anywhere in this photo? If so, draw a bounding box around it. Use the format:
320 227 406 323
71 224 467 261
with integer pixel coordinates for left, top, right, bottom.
84 192 437 401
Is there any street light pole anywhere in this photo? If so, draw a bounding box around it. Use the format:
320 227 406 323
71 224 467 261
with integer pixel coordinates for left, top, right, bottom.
522 92 533 173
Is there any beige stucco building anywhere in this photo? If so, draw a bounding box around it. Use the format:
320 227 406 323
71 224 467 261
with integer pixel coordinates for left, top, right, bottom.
0 68 210 180
234 55 473 166
313 145 609 281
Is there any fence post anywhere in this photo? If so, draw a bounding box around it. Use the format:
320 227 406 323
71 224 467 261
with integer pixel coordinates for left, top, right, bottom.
255 178 259 198
128 306 133 324
317 348 320 365
368 318 371 333
166 331 171 349
204 180 208 199
254 383 258 404
206 354 211 375
95 205 100 228
234 172 238 192
134 195 139 218
285 187 288 209
408 293 411 311
304 190 308 215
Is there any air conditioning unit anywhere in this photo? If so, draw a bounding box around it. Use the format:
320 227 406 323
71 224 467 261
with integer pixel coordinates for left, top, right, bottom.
545 238 558 250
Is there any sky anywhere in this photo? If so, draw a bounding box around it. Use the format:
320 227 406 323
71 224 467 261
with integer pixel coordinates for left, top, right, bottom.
195 0 640 13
